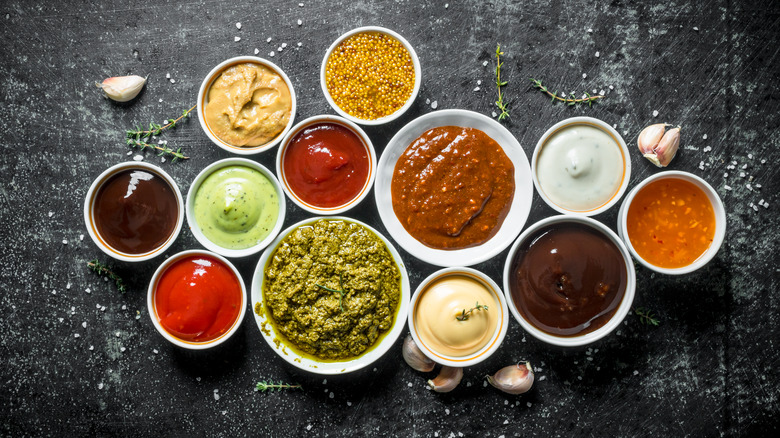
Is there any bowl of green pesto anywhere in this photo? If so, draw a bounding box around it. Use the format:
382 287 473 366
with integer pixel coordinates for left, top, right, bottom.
186 158 286 258
251 217 410 374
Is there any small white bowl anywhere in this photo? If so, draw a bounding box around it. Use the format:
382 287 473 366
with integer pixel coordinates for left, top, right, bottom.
374 109 534 267
84 161 184 262
251 217 410 375
408 267 509 367
186 158 286 258
197 56 297 155
147 250 246 350
532 116 631 216
503 215 636 347
320 26 421 126
276 115 377 215
617 170 726 275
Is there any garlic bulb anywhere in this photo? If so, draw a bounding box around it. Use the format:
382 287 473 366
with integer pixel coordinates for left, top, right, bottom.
487 362 534 395
402 334 435 372
427 366 463 393
96 75 146 102
637 123 681 167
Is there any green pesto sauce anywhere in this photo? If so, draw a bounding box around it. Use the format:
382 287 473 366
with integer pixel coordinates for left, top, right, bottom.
194 165 279 250
261 219 401 361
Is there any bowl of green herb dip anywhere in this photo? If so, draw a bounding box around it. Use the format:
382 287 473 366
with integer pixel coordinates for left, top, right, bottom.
251 217 410 374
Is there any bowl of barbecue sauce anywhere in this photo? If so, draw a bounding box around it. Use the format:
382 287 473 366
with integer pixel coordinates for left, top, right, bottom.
503 215 635 347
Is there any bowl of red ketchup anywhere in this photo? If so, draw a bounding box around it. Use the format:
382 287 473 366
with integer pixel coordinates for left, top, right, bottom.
147 250 246 349
276 115 376 215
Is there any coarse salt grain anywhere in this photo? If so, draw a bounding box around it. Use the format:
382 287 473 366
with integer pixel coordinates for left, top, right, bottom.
595 51 600 57
477 80 482 85
297 42 302 47
89 345 94 351
703 134 708 139
587 28 593 33
82 322 87 328
277 47 283 52
748 153 753 159
153 349 159 354
704 146 712 152
166 73 170 79
214 393 220 401
407 382 413 387
254 48 259 54
133 155 144 161
653 110 659 117
116 331 120 337
235 22 241 29
693 27 699 31
599 89 605 95
609 85 614 90
445 409 450 415
120 347 126 352
282 43 287 48
582 73 587 79
724 185 732 190
79 234 84 241
297 19 302 26
234 36 241 42
270 52 275 57
756 184 762 188
431 101 438 109
74 333 79 338
539 375 547 381
492 111 497 117
740 172 746 177
482 60 488 66
752 205 759 212
266 37 272 42
62 239 68 245
724 173 728 178
98 383 104 389
473 87 480 92
101 306 106 312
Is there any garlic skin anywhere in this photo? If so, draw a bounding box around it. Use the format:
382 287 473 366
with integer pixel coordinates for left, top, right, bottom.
427 366 463 393
402 334 435 372
487 362 534 395
96 75 146 102
637 123 681 167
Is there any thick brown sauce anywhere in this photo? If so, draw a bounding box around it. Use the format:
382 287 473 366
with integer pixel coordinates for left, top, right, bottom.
94 169 178 254
391 126 515 249
509 223 627 337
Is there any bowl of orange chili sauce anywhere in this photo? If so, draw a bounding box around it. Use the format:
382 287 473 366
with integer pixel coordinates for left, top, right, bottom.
617 171 726 275
374 109 533 267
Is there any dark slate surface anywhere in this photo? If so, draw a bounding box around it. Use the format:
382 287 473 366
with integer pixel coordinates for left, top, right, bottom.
1 0 778 436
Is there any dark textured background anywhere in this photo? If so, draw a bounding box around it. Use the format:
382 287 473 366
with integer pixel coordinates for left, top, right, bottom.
1 0 778 436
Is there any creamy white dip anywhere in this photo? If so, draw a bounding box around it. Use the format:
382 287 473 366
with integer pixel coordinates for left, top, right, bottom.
536 124 624 212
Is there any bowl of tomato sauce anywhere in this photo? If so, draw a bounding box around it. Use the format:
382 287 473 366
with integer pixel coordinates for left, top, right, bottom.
276 115 377 215
148 250 246 349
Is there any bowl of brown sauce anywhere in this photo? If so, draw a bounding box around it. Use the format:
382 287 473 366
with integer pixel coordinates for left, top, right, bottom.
374 109 534 267
84 162 184 262
503 215 636 347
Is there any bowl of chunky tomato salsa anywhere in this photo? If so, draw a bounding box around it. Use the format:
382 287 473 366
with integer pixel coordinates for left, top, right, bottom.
147 250 246 349
374 109 534 267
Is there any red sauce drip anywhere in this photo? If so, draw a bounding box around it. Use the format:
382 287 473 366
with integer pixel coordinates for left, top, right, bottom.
93 168 178 254
154 255 242 343
283 123 370 208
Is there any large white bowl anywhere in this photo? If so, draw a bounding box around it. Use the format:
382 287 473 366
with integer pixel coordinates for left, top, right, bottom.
374 109 534 267
320 26 421 126
251 217 410 375
617 170 726 275
503 215 636 347
186 158 286 258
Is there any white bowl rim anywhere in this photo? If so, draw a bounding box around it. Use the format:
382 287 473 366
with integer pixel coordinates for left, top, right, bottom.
186 157 287 258
616 170 727 275
197 56 297 155
147 249 247 350
407 267 509 367
502 215 636 347
531 116 632 216
320 26 421 126
83 161 184 263
374 108 534 267
275 115 377 215
250 216 411 375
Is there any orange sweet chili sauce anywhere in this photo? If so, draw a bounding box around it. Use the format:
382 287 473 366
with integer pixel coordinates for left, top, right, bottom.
627 178 716 269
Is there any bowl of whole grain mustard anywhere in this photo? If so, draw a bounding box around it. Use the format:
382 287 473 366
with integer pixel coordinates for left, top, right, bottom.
320 26 421 125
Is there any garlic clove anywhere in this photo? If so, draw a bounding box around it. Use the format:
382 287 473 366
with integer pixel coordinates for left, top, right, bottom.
643 126 681 167
96 75 146 102
402 334 435 372
427 366 463 393
487 362 534 395
637 123 668 155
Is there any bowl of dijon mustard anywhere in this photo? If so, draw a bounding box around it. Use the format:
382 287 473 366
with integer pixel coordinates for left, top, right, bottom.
198 56 297 155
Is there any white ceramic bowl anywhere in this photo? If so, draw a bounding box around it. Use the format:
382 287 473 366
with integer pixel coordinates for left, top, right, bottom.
374 109 534 267
251 217 410 375
503 215 636 347
197 56 297 155
148 250 247 350
408 267 509 367
84 161 184 262
617 170 726 275
531 116 631 216
320 26 421 126
276 115 377 215
186 158 286 258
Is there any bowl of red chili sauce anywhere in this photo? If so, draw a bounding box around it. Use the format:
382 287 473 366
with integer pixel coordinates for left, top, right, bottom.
276 115 376 215
148 250 246 349
374 109 534 267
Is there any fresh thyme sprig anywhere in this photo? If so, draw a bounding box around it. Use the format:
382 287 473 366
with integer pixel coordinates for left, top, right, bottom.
316 274 346 312
126 139 189 161
125 104 196 140
255 380 302 393
494 44 510 121
456 302 489 321
87 259 126 293
529 78 605 107
634 307 660 326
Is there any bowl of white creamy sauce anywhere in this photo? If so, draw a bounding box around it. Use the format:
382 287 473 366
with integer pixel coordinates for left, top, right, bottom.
532 117 630 216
